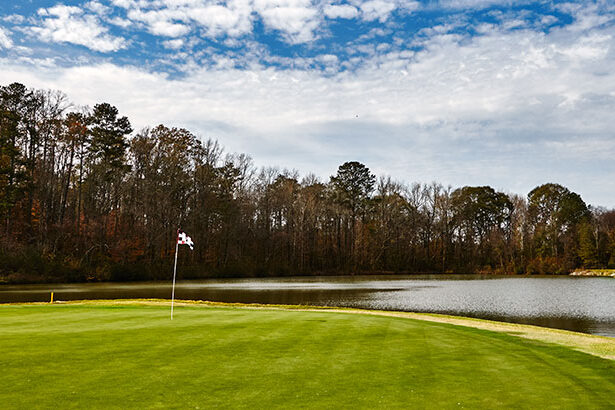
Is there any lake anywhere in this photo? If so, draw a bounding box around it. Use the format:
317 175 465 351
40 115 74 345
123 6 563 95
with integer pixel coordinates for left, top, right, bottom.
1 275 614 337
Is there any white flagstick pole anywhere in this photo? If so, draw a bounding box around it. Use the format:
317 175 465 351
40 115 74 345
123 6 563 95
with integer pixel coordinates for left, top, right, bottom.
171 229 180 320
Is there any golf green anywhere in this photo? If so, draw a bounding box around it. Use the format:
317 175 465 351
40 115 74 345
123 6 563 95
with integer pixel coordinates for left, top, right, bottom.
1 302 614 409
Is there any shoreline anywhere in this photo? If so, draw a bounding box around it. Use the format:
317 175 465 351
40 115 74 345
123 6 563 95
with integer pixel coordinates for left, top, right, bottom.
6 298 614 361
570 269 615 277
0 271 602 286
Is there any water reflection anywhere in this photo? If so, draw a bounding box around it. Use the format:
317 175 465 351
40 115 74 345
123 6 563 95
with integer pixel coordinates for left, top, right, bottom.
1 275 614 337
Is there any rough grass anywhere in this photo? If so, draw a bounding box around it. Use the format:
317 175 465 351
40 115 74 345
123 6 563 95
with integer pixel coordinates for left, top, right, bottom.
1 301 614 409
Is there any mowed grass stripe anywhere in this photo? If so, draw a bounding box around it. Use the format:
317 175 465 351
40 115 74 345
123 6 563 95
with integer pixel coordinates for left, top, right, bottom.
0 303 614 409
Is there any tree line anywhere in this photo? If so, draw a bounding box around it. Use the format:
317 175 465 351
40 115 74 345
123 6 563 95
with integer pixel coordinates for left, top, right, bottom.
1 82 614 283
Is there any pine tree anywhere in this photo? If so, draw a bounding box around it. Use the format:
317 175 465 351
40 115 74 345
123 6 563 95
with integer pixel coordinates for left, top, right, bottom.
578 222 599 268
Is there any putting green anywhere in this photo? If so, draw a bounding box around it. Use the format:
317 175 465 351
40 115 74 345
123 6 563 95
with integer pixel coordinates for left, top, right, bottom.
1 302 613 409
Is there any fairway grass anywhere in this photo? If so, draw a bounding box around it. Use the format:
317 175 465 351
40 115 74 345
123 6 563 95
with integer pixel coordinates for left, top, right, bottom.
1 301 614 409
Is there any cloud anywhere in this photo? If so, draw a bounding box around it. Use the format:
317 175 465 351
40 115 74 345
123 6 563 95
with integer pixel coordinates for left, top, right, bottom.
561 3 613 32
150 20 192 37
110 0 135 8
0 27 12 49
29 5 126 52
257 4 320 43
434 0 530 10
324 4 359 19
107 0 363 44
108 16 133 28
162 38 184 49
2 2 615 205
358 0 397 22
2 14 26 24
397 1 420 13
190 2 253 38
79 0 420 45
85 1 111 15
119 0 322 43
126 8 192 37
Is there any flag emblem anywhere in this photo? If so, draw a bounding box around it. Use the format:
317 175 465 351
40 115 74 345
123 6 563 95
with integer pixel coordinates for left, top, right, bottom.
177 231 194 250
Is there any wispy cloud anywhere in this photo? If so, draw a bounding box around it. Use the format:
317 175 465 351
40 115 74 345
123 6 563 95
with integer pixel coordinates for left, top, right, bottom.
61 0 423 45
0 26 12 49
433 0 532 11
358 0 397 22
190 3 253 38
324 4 359 19
256 2 321 43
29 4 127 52
1 1 614 205
2 14 26 24
162 38 185 49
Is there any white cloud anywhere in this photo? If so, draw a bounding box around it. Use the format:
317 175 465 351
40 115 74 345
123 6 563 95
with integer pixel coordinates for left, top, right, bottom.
398 1 420 13
126 8 191 37
317 53 338 63
2 14 26 24
123 0 254 39
30 5 126 52
98 0 419 45
190 3 253 38
502 19 526 30
564 4 612 32
86 1 111 15
324 4 359 19
108 16 133 28
434 0 530 10
113 0 324 44
358 0 397 22
247 0 322 43
162 38 184 49
0 27 13 49
110 0 136 8
258 5 320 43
150 19 191 36
540 15 558 26
3 5 615 205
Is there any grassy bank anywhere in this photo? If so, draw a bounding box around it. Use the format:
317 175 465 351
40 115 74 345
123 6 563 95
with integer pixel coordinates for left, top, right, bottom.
1 301 614 408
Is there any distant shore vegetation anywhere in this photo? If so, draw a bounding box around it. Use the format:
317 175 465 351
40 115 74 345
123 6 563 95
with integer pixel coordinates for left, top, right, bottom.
1 82 614 284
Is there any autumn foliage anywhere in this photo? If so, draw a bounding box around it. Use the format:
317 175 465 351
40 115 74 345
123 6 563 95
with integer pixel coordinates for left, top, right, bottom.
1 83 614 283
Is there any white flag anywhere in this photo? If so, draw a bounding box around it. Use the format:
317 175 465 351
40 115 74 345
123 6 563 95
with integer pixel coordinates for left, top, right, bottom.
177 231 194 250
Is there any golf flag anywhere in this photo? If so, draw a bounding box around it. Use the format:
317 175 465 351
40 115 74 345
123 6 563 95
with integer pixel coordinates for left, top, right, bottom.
171 228 193 320
177 231 194 250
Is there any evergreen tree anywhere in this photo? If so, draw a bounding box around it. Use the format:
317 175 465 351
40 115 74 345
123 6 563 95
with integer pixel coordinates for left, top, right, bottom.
578 222 599 268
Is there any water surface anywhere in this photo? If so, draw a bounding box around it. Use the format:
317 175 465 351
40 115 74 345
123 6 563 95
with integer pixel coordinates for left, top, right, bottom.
2 275 614 337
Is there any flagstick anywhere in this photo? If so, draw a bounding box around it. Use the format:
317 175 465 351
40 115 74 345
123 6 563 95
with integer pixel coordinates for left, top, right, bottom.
171 230 180 320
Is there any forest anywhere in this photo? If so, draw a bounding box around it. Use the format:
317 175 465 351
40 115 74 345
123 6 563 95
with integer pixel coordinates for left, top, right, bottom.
1 82 614 283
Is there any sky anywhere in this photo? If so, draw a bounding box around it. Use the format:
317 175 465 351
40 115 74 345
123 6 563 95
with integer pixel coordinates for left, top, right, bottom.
0 0 614 207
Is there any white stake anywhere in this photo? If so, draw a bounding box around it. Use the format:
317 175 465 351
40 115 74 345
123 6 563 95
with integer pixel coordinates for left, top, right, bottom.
171 230 179 320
